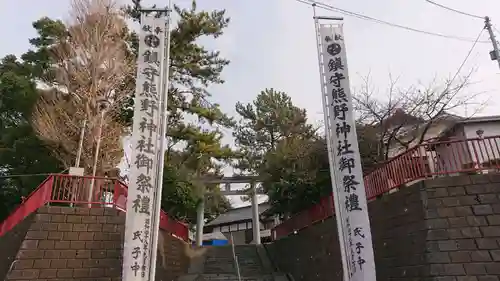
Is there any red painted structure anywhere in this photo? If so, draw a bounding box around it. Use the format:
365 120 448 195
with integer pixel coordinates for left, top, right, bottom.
0 174 189 241
4 136 499 243
272 135 500 239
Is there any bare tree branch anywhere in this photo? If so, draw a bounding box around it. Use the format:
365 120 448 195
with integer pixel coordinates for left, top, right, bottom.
31 0 133 175
353 69 487 161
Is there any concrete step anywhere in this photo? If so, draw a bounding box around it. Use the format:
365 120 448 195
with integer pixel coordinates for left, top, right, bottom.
178 273 288 281
192 245 276 278
203 246 237 274
233 245 268 276
179 245 289 281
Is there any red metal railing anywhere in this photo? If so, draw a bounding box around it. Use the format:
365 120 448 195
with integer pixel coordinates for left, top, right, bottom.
160 210 189 240
0 176 54 238
272 135 500 239
50 175 125 207
0 174 189 241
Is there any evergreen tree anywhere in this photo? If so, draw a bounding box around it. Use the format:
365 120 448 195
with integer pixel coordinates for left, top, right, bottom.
0 0 233 223
233 88 315 173
0 55 64 220
233 89 326 217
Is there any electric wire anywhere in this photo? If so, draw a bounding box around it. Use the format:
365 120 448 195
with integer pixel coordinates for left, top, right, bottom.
316 28 485 174
296 0 490 44
0 173 54 179
424 0 483 20
494 26 500 36
446 28 485 90
0 168 69 179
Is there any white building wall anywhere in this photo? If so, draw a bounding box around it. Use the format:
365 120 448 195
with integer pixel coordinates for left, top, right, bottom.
433 140 472 174
463 122 500 139
463 123 500 165
386 123 450 159
433 122 500 174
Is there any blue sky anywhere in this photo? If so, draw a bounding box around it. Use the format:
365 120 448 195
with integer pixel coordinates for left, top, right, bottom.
2 0 500 207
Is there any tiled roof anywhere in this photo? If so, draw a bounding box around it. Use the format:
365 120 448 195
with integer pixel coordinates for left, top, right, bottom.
206 203 270 226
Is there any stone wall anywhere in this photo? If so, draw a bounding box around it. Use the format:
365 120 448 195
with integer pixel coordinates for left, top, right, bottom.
266 174 500 281
0 213 35 281
2 206 191 281
156 230 191 281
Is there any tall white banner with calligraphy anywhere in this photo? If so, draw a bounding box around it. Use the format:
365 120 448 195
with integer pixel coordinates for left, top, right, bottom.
318 24 376 281
123 12 166 281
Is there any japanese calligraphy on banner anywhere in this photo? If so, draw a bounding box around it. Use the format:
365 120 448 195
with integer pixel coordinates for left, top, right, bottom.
318 24 376 281
123 12 166 281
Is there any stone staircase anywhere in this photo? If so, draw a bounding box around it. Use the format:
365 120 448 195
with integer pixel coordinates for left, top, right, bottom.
179 245 289 281
203 246 236 274
234 245 268 277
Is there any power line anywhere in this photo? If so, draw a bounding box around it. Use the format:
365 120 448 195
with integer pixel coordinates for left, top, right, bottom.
297 0 490 44
0 168 69 179
494 26 500 36
424 0 483 20
0 173 54 179
447 28 484 90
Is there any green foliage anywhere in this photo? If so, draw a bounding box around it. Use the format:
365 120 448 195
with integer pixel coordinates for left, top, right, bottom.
0 0 234 223
260 136 331 217
233 89 325 216
0 0 383 224
233 88 315 173
356 124 384 173
234 89 381 217
123 0 235 222
0 55 64 220
160 155 230 225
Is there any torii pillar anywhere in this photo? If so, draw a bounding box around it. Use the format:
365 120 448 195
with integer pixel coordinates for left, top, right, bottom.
195 176 264 246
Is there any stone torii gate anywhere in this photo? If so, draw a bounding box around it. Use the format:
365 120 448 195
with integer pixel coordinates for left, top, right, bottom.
195 175 265 246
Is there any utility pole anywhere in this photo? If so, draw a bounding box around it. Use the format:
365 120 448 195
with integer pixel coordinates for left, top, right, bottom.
423 1 500 70
485 16 500 70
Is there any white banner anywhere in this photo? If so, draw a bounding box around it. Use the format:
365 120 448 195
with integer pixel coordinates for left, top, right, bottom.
123 12 166 281
318 24 376 281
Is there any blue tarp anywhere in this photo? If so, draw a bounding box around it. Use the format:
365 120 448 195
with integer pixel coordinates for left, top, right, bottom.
202 239 228 246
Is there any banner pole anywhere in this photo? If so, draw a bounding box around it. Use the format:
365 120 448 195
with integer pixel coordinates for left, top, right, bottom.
312 4 350 280
149 1 173 280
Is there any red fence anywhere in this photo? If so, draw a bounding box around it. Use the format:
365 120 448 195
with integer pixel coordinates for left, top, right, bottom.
272 135 500 239
0 174 188 241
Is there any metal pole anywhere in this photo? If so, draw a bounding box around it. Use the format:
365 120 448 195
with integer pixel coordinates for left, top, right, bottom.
149 3 173 280
485 16 500 70
75 119 87 167
251 182 261 245
88 109 105 207
312 4 350 280
230 232 242 281
72 119 86 208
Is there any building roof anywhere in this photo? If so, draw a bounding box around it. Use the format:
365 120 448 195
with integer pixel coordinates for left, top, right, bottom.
380 108 424 129
455 115 500 124
202 231 228 241
437 115 500 139
374 110 460 142
205 203 270 227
